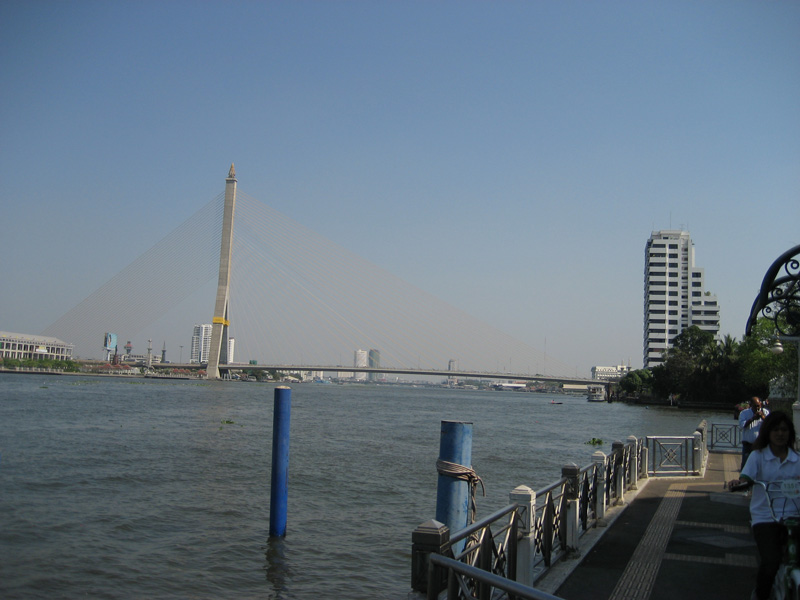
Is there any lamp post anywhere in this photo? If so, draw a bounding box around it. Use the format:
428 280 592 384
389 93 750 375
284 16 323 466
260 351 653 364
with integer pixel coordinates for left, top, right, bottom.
746 244 800 410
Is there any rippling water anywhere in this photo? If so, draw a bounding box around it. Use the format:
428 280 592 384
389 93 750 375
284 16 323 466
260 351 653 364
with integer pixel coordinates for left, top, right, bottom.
0 373 731 599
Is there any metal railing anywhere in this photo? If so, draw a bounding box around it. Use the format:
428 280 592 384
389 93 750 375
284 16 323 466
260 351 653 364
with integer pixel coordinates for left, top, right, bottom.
412 421 712 599
428 554 563 600
645 419 707 475
708 422 741 451
413 436 650 599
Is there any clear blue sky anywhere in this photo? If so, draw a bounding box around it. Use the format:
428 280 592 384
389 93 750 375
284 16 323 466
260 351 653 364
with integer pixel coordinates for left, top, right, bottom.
1 1 798 374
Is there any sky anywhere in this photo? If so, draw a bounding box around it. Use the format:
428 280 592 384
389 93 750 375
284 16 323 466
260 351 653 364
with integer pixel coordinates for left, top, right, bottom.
1 1 798 376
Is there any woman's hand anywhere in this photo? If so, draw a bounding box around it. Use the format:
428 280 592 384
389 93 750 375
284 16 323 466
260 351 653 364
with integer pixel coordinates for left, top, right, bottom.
728 478 752 491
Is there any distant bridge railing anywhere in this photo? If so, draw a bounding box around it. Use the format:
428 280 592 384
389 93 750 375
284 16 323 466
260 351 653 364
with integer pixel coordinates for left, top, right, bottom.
411 421 710 599
217 363 599 386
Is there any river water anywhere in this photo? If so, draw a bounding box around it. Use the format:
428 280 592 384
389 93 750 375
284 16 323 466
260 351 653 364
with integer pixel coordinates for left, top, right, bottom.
0 373 732 599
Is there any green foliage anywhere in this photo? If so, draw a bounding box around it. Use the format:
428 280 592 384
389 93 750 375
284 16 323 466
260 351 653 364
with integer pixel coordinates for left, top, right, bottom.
0 357 80 372
619 369 653 395
648 320 797 405
738 318 798 398
672 326 716 357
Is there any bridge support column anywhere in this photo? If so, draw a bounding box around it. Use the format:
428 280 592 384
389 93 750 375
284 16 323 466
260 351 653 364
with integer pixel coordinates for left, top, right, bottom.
592 450 608 525
207 164 237 380
510 485 535 587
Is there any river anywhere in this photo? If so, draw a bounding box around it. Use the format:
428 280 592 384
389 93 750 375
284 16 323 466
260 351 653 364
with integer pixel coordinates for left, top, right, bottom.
0 373 732 599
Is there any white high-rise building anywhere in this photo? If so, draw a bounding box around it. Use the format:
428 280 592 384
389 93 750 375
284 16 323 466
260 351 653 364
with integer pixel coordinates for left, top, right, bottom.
354 349 368 381
227 337 235 365
191 324 213 364
644 230 720 369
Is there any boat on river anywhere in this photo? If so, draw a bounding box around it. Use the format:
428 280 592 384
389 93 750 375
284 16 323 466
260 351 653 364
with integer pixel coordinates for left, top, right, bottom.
587 385 606 402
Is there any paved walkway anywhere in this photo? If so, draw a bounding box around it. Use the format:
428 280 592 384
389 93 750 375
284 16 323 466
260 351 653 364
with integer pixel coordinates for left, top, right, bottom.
539 451 758 600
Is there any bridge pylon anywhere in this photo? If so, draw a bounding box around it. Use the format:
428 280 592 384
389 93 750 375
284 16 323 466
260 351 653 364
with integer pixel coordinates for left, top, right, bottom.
206 164 237 379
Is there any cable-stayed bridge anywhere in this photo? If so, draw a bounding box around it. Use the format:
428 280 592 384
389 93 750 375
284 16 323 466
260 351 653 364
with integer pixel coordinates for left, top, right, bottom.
43 166 588 383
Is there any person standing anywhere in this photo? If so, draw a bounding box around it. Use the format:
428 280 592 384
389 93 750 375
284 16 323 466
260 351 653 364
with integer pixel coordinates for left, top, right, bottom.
739 396 769 470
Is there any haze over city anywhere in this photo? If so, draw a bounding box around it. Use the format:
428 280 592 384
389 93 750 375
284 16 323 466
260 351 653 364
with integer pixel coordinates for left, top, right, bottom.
1 1 798 375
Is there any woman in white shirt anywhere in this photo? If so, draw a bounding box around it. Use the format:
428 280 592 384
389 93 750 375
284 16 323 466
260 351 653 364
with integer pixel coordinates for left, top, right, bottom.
729 411 800 600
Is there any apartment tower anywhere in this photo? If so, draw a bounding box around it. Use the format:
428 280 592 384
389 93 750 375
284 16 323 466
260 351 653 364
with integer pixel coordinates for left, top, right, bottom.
354 349 368 381
643 230 720 368
191 324 213 364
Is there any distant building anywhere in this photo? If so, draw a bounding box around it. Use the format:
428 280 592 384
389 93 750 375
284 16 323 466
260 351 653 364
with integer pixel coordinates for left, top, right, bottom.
191 324 213 363
121 353 162 364
591 364 631 382
368 349 381 381
447 359 459 386
644 230 720 369
354 349 368 381
227 337 235 364
0 331 73 361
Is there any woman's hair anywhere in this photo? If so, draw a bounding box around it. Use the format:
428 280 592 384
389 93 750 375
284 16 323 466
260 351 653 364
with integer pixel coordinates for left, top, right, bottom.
753 410 796 451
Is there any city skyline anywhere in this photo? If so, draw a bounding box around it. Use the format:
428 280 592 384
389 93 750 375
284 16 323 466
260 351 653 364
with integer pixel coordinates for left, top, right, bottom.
1 2 798 375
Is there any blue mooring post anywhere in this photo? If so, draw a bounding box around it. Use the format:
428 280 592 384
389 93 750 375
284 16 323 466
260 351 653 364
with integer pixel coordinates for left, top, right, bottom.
435 420 473 553
269 386 291 537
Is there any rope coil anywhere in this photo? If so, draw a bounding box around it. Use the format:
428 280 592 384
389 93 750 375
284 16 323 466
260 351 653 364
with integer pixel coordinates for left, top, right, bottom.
436 459 486 523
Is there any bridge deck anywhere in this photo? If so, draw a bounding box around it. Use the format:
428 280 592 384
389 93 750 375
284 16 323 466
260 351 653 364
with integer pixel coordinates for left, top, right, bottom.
539 451 757 600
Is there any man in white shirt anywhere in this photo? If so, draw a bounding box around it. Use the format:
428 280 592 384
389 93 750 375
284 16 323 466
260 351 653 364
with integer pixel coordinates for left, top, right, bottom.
739 396 769 470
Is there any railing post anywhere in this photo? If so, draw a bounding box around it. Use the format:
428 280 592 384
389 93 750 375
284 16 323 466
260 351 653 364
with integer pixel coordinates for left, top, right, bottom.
411 519 449 595
478 531 493 600
592 450 608 525
693 431 703 474
562 463 580 554
627 435 639 490
612 440 625 505
640 441 649 479
509 485 535 587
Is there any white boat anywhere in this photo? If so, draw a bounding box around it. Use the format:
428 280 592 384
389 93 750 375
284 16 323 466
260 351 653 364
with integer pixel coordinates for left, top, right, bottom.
587 385 606 402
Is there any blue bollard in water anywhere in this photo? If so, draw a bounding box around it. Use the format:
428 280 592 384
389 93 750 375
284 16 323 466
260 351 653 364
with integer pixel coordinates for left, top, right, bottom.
269 386 292 537
435 420 473 551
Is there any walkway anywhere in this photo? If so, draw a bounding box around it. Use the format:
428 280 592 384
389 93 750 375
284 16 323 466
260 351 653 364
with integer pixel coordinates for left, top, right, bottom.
539 451 757 600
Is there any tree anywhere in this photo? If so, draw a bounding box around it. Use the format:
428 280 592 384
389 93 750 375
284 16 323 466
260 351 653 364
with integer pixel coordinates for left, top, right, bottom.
619 369 653 396
739 317 798 399
672 326 716 359
644 319 796 405
651 327 746 404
